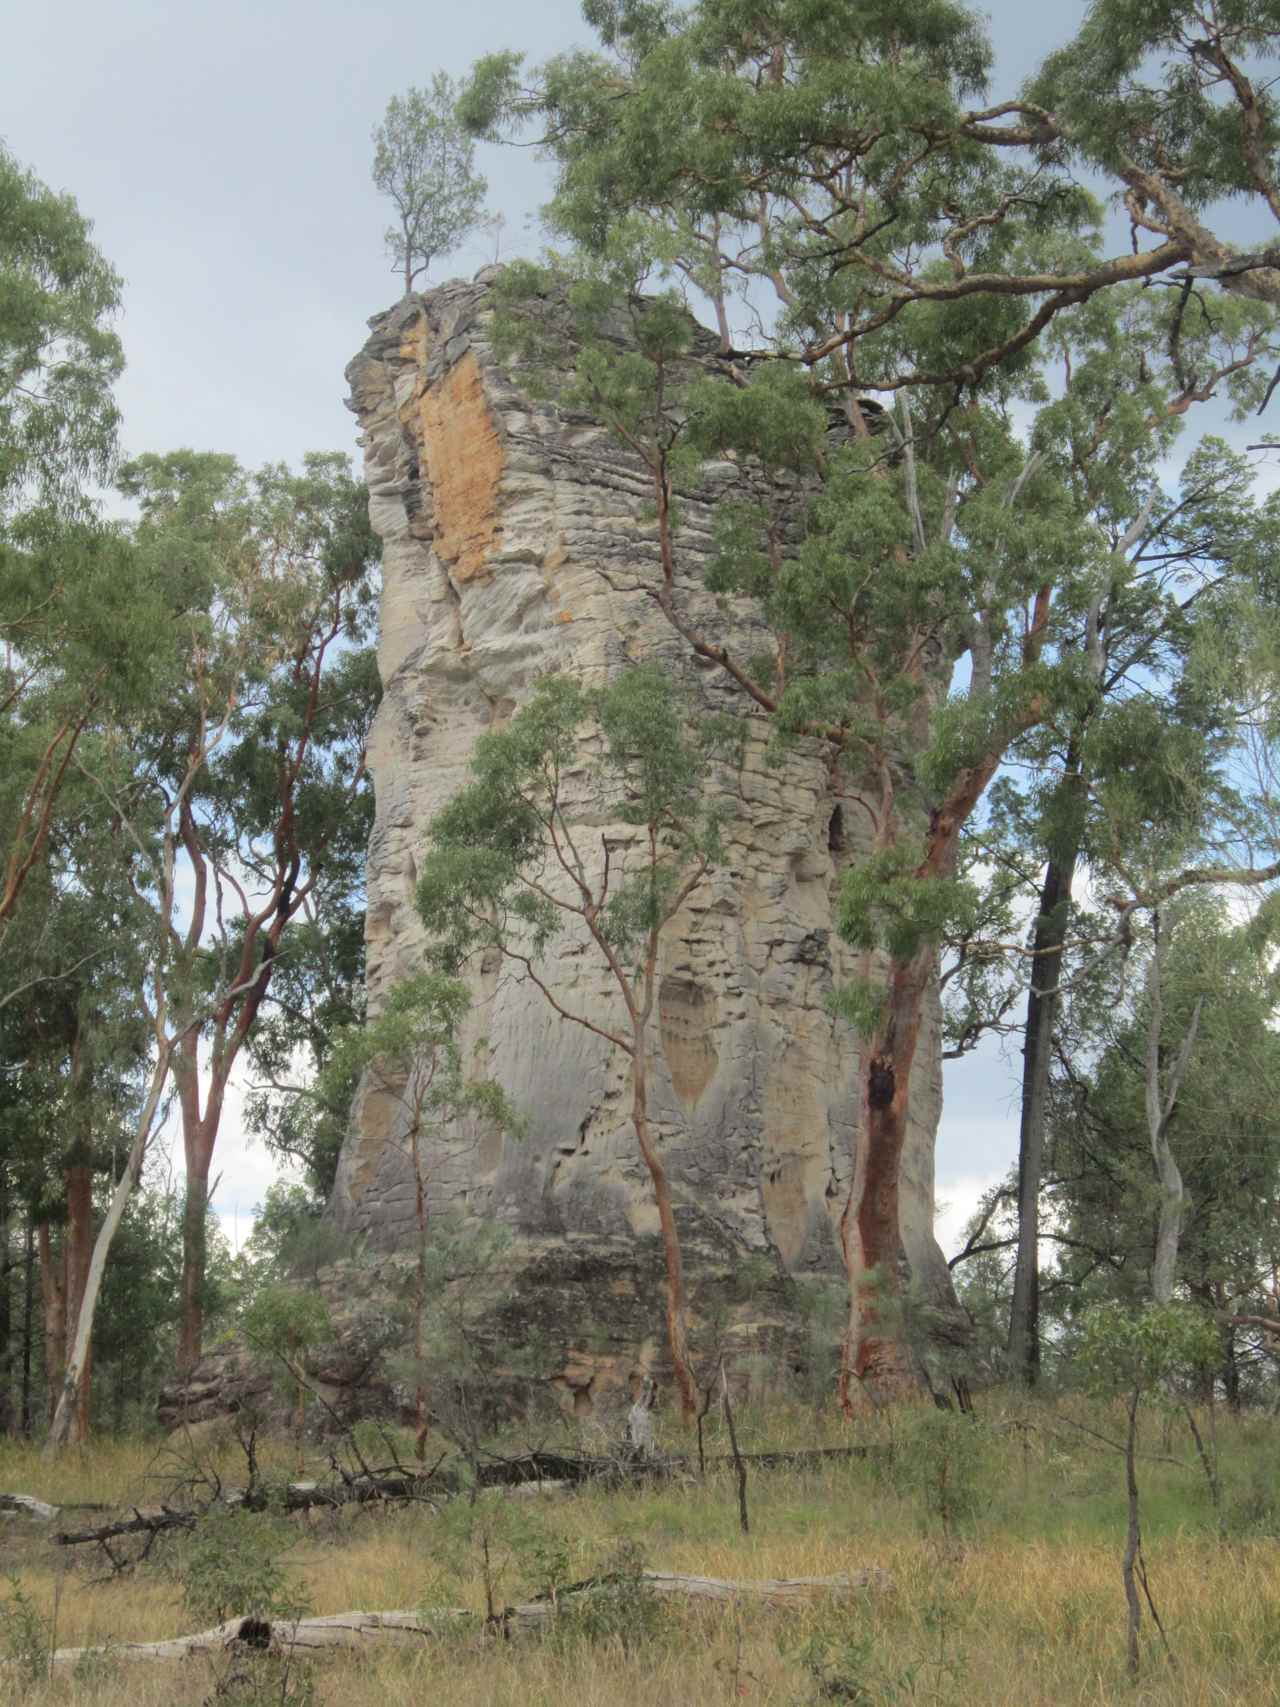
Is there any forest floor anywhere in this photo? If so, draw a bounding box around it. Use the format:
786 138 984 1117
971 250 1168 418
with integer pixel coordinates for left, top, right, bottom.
0 1391 1277 1705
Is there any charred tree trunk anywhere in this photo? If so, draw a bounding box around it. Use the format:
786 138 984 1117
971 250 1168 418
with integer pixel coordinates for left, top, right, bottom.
1222 1328 1241 1413
1007 852 1075 1386
1123 1384 1142 1679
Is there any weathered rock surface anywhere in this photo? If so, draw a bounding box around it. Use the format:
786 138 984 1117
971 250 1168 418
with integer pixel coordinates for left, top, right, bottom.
324 271 960 1403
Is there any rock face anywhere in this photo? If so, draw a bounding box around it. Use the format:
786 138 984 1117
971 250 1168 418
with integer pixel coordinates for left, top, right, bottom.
333 273 957 1397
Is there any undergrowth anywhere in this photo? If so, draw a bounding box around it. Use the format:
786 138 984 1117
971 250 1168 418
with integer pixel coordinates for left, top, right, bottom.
0 1391 1276 1704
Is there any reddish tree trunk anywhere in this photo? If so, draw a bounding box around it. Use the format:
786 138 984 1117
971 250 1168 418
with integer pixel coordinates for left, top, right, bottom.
839 950 932 1409
632 1057 697 1421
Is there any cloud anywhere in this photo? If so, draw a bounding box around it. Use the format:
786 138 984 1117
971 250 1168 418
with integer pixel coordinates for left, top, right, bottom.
162 1059 303 1258
934 1171 1006 1260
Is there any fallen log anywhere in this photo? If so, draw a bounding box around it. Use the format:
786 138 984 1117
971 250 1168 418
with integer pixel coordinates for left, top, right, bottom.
0 1493 61 1521
36 1570 892 1667
709 1447 867 1473
54 1508 195 1546
54 1471 440 1550
474 1451 622 1487
47 1444 869 1551
474 1444 867 1488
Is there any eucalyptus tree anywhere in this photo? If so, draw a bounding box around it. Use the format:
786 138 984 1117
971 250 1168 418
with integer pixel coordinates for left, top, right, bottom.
482 238 1273 1402
465 0 1280 362
458 0 1280 1400
0 768 163 1436
416 667 730 1418
373 74 489 295
0 143 120 516
1045 901 1280 1400
950 430 1280 1383
107 450 379 1378
241 900 367 1203
41 451 378 1447
1033 0 1280 316
0 145 163 952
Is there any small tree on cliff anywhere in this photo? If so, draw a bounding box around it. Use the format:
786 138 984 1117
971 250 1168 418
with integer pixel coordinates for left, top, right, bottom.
373 75 488 296
318 974 517 1457
416 667 731 1420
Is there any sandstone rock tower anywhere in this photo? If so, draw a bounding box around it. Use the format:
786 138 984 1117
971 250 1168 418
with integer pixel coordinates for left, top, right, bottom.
336 274 955 1390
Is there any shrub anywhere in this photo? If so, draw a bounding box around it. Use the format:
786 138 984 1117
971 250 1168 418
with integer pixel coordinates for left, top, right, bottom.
176 1506 310 1628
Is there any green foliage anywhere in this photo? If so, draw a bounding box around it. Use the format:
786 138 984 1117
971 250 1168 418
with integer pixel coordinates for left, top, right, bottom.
373 74 488 291
243 905 366 1202
1033 0 1280 207
1077 1302 1221 1400
887 1408 991 1538
541 1539 667 1655
241 1282 333 1456
238 1184 351 1288
785 1621 920 1704
789 1277 847 1406
0 1574 48 1685
1044 902 1280 1331
315 972 519 1231
0 143 121 517
388 1212 539 1452
176 1505 310 1627
460 6 1280 1128
417 666 728 979
1225 1450 1280 1540
242 1284 332 1375
424 1499 573 1614
838 848 979 965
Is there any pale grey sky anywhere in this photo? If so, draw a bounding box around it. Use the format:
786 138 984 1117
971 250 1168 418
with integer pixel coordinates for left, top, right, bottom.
1 0 1096 1243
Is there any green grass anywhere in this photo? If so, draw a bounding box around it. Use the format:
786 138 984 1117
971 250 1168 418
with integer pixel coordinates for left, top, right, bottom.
0 1391 1277 1704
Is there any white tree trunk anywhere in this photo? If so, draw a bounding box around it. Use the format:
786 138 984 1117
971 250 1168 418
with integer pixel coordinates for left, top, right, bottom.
1144 922 1202 1306
44 1047 171 1454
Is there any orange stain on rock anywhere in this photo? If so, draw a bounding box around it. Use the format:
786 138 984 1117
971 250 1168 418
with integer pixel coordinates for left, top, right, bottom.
418 352 503 583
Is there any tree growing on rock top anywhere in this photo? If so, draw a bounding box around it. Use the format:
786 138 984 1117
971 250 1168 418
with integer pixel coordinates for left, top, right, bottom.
373 74 489 296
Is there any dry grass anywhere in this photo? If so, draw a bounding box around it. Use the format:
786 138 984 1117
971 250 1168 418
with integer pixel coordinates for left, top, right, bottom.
1 1395 1277 1704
